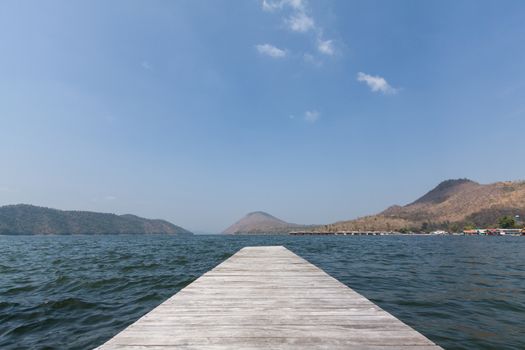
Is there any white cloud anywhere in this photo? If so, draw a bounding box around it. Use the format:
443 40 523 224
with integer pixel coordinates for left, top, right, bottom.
287 12 315 32
357 72 397 94
262 0 286 11
317 39 334 55
262 0 305 12
262 0 279 11
259 0 338 62
304 110 320 123
262 0 314 32
105 195 117 201
256 43 287 58
286 0 306 10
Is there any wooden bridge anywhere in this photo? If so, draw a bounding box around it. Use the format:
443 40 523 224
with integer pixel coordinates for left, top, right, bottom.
97 246 442 349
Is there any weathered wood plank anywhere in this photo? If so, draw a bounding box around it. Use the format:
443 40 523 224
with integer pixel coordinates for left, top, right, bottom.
96 246 442 349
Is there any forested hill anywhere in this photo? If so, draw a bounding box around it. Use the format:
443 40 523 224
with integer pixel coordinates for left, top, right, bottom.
0 204 192 235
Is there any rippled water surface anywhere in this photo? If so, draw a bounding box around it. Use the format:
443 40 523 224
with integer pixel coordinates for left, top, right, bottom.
0 235 524 349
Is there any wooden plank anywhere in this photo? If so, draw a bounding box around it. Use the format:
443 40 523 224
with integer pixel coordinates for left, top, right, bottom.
96 246 442 349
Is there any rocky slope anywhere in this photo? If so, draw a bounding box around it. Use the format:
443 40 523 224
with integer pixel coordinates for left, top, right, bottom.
320 179 525 232
0 204 193 235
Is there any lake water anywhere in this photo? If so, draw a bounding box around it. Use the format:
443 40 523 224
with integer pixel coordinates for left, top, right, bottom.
0 235 524 350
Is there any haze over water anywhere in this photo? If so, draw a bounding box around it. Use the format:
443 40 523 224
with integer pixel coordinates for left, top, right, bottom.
1 235 523 350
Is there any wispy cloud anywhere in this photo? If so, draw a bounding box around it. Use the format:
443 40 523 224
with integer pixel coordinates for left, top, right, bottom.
287 12 315 32
357 72 398 95
105 195 117 201
260 0 335 62
262 0 305 12
262 0 282 12
261 0 314 32
256 43 287 58
304 110 320 123
0 186 12 192
317 39 334 55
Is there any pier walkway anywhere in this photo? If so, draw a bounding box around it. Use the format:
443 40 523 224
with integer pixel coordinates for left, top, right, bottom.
97 246 442 349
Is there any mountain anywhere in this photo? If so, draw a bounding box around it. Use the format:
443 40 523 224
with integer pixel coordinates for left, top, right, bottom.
0 204 193 235
320 179 525 232
223 211 308 234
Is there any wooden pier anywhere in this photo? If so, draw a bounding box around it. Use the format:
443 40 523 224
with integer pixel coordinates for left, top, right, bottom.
97 246 442 349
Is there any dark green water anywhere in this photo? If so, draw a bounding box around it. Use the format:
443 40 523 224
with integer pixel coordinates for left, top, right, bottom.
0 235 524 350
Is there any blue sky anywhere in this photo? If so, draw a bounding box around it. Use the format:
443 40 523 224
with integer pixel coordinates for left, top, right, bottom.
1 0 524 232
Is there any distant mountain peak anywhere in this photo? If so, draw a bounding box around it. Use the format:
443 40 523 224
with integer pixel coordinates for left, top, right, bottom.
222 211 304 234
246 211 274 217
435 178 477 188
409 178 479 205
247 211 286 220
